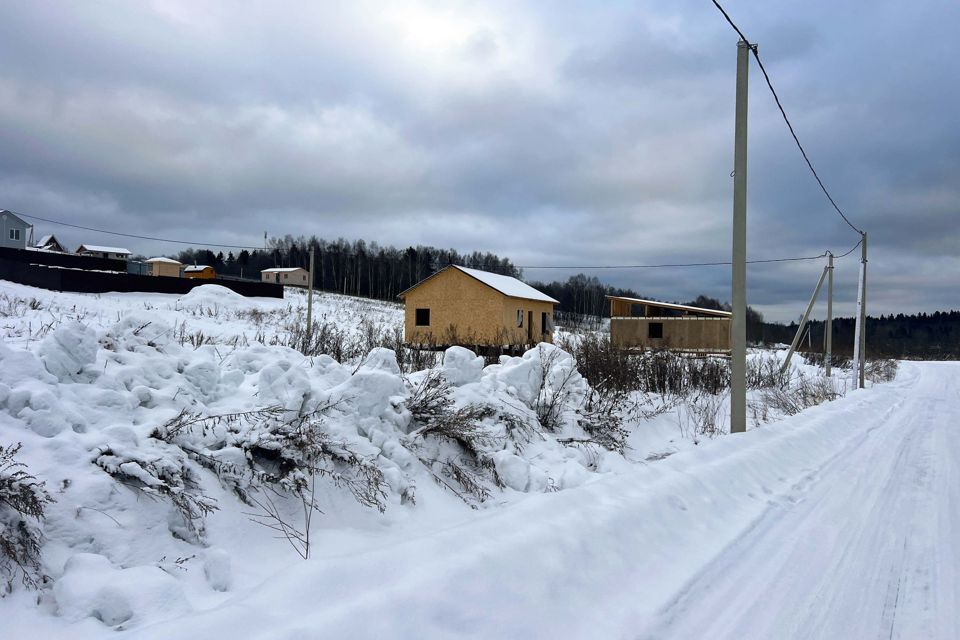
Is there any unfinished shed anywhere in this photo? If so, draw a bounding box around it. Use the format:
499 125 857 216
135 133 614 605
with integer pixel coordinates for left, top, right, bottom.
145 257 182 277
607 296 731 353
399 265 558 349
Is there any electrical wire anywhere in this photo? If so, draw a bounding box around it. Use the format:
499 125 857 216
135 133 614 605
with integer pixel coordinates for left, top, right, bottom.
517 239 861 270
14 212 264 251
710 0 865 236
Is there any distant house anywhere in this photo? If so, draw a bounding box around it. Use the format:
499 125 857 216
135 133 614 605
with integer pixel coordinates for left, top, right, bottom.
145 257 183 278
183 265 215 279
607 296 731 353
76 244 132 260
399 265 558 348
261 267 309 287
34 234 67 253
1 210 32 250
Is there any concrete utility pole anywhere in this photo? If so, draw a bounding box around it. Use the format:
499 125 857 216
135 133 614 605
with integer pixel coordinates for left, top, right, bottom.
307 245 315 343
858 233 868 388
730 40 751 434
825 251 834 377
780 265 828 374
851 232 868 388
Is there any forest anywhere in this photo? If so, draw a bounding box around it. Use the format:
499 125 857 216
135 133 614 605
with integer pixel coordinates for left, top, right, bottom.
170 235 958 359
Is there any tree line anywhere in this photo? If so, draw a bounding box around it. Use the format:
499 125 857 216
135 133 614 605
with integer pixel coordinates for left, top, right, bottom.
171 235 957 359
174 235 519 300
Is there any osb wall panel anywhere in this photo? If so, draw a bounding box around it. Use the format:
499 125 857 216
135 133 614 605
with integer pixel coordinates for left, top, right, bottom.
610 317 731 351
404 269 510 345
499 298 555 345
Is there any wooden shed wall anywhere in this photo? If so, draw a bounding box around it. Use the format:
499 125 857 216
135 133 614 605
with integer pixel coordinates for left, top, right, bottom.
610 317 731 352
151 262 181 278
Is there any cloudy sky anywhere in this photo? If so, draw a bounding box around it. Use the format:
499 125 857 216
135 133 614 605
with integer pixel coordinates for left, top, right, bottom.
1 1 957 321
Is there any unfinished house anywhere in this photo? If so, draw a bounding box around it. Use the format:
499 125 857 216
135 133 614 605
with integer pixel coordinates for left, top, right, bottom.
607 296 731 353
399 265 558 349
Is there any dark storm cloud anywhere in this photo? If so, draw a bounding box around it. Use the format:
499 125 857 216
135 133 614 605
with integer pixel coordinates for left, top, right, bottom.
0 0 956 320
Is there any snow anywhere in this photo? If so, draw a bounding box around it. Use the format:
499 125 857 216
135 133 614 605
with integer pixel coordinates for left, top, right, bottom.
182 265 211 272
144 257 181 264
0 278 943 639
453 265 559 303
260 267 304 273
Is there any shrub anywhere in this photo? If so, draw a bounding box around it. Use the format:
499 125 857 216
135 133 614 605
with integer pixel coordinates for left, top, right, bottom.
865 358 898 383
0 443 53 594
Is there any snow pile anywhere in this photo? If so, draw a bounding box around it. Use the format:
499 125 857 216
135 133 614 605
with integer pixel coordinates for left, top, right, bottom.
175 284 251 311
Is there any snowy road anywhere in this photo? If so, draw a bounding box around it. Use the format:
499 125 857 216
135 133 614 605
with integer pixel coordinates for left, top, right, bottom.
642 361 960 639
122 361 958 640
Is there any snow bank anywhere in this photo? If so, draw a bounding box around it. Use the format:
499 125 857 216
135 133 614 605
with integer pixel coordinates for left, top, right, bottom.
0 305 634 631
123 368 914 640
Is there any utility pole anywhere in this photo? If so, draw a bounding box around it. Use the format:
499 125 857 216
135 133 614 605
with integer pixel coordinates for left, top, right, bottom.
780 265 828 374
825 251 834 377
730 40 750 434
307 245 315 343
851 232 868 388
858 233 868 388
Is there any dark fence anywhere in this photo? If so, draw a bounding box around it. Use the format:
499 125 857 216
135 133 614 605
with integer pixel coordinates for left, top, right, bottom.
0 257 283 299
0 246 126 272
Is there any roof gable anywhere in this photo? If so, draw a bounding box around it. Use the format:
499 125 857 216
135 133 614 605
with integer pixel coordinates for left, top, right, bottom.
0 210 31 228
399 265 558 304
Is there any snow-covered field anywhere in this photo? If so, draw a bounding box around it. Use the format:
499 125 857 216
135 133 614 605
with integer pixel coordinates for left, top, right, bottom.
1 279 935 639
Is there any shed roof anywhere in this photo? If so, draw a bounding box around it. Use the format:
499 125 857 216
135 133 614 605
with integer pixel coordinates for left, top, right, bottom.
606 295 732 318
399 265 559 304
261 267 305 273
77 244 132 255
145 257 182 264
184 265 213 272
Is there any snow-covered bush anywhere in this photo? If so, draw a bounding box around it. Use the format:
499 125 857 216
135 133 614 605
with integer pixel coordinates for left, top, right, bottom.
405 368 506 506
153 402 391 552
0 443 53 593
92 441 218 545
754 372 844 420
865 358 898 383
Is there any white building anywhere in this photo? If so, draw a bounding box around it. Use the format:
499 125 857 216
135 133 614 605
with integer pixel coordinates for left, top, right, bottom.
261 267 310 287
76 244 132 260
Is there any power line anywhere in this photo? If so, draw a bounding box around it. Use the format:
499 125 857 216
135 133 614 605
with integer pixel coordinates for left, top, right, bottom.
710 0 864 236
518 239 861 270
15 212 264 251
